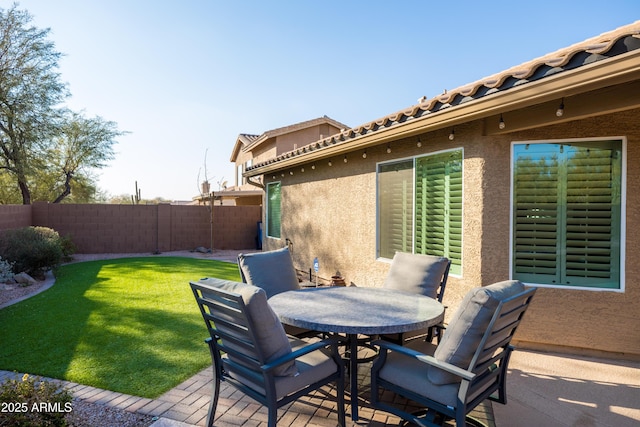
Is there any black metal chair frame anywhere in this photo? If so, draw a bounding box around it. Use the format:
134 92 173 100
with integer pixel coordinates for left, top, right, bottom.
191 281 346 427
371 287 536 427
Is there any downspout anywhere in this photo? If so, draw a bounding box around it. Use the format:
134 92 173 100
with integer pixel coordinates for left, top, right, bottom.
246 176 264 189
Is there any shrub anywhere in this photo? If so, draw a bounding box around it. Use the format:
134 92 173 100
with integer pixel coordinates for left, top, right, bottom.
0 374 73 427
59 234 77 263
0 227 65 278
0 256 13 282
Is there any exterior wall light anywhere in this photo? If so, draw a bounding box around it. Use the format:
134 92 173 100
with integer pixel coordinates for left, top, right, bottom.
499 114 506 129
449 128 455 141
556 98 565 117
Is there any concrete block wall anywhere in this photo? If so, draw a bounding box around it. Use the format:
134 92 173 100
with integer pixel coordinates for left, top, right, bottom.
213 206 262 250
0 203 261 253
0 205 31 231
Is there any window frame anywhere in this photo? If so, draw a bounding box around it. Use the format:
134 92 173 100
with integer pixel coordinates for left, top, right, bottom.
266 181 282 239
509 137 626 292
376 148 464 276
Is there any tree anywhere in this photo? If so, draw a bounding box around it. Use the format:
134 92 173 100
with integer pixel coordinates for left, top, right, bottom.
0 4 67 204
44 112 123 203
0 5 123 204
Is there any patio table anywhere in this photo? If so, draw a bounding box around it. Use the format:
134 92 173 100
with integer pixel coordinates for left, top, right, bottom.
268 286 445 421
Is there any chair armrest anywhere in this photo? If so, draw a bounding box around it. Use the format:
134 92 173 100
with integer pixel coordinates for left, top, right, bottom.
261 336 341 373
372 339 475 381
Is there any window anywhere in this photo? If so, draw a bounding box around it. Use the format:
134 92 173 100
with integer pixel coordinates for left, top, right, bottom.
266 181 281 239
511 139 624 290
377 149 463 275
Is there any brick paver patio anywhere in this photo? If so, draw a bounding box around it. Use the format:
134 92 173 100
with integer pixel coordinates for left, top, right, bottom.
1 353 495 427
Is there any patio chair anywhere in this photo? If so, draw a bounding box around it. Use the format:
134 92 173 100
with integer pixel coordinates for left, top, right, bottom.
190 278 346 427
237 247 319 339
380 252 451 344
371 280 536 427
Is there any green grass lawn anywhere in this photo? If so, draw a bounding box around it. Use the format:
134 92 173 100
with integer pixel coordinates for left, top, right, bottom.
0 256 240 398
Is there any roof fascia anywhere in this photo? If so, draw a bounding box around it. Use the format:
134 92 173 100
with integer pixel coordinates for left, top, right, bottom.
245 50 640 177
230 138 244 162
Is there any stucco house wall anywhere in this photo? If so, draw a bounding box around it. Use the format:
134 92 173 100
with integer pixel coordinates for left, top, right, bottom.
249 23 640 358
262 107 639 358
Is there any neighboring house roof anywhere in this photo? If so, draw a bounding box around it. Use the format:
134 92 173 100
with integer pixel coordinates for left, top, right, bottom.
243 115 349 153
230 133 260 162
245 21 640 176
229 116 348 162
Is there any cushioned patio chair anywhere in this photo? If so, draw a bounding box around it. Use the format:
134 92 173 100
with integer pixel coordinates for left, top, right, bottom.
371 280 536 427
380 252 451 344
238 247 319 338
190 278 345 427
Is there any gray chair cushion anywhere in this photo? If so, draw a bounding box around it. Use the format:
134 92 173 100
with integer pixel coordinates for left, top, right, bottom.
228 337 338 399
197 277 298 377
378 340 460 408
238 247 300 298
429 280 525 385
383 252 449 299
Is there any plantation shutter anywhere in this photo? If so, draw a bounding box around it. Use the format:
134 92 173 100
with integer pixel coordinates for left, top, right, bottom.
564 143 621 288
266 182 281 239
513 141 621 288
415 150 463 275
513 144 560 283
378 160 413 259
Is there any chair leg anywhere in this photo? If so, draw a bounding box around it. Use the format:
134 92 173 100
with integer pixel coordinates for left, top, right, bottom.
268 408 277 427
337 376 346 426
206 339 222 427
206 369 220 427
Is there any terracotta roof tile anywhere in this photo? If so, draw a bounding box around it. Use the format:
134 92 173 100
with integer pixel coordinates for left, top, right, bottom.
247 21 640 173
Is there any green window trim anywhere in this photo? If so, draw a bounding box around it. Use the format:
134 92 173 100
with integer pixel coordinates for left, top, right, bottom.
512 139 624 290
266 181 281 239
377 149 463 275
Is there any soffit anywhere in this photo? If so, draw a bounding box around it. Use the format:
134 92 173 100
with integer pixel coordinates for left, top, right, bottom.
245 21 640 177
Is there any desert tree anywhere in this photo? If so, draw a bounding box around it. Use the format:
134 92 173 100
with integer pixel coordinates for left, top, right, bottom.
0 4 124 204
0 4 67 204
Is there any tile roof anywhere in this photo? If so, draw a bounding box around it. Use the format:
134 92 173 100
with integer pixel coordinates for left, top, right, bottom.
243 115 349 152
247 21 640 174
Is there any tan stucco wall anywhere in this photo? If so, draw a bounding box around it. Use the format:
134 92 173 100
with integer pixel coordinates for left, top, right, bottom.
264 108 640 358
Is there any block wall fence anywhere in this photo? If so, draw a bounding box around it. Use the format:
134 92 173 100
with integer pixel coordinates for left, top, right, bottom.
0 202 261 253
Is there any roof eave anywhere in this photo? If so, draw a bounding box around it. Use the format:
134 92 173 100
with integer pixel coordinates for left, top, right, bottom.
245 49 640 177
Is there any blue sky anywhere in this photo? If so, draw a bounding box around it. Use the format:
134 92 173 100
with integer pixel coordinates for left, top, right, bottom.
12 1 639 201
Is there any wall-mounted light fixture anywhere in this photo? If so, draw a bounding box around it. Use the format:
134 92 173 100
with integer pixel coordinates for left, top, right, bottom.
386 144 392 153
301 167 305 172
343 155 348 163
417 137 422 148
289 170 294 175
328 159 333 166
311 164 316 170
362 150 367 159
449 128 455 141
556 98 565 117
499 114 506 129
